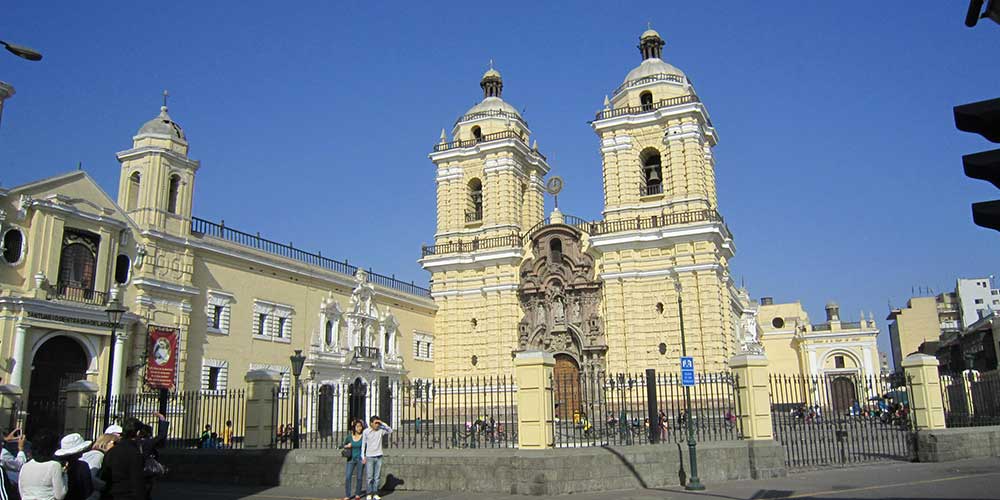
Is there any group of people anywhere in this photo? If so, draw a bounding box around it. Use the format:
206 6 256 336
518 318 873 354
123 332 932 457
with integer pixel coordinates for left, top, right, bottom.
197 422 233 449
339 415 391 500
0 412 168 500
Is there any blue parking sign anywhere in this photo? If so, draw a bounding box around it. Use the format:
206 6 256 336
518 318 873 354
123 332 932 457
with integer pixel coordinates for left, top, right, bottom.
680 356 696 387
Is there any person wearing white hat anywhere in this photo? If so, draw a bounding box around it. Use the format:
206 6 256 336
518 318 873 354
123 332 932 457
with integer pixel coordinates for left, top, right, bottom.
54 434 93 500
102 426 122 438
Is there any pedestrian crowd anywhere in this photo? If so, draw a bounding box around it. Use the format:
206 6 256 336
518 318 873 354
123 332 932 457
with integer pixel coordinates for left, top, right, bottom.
0 412 169 500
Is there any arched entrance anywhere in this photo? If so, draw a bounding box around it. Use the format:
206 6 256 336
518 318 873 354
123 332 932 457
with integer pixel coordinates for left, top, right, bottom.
553 354 581 421
829 376 857 416
348 378 367 425
26 336 88 437
317 384 334 437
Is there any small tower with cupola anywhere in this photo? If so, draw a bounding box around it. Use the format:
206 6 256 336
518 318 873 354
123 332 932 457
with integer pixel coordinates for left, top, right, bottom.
116 100 199 236
422 68 550 378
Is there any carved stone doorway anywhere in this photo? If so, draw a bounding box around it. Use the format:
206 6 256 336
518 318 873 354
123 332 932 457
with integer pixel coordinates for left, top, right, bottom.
553 354 581 421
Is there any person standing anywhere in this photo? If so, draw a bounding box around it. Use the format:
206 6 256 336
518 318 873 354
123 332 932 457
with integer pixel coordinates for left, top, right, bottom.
1 428 26 500
80 435 117 500
100 418 147 500
360 416 392 500
341 420 364 500
17 430 66 500
221 421 233 449
54 434 93 500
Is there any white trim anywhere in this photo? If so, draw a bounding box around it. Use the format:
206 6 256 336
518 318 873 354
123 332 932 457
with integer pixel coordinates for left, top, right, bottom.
592 102 718 146
428 140 551 175
131 277 200 296
29 330 101 375
588 222 734 257
430 283 519 298
598 263 719 281
419 248 523 272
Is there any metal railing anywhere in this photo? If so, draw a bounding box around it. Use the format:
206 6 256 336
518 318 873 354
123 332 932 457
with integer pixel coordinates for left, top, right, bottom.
521 214 592 243
640 183 663 196
271 376 518 449
455 109 528 129
55 281 108 306
595 94 700 121
768 373 913 468
612 73 687 97
465 209 482 223
550 370 740 448
588 209 723 236
191 217 430 298
354 346 381 360
940 370 1000 428
421 233 521 257
88 389 247 449
433 130 547 160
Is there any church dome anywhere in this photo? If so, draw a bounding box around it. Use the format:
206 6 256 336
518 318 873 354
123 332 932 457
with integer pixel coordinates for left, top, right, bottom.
463 96 521 118
457 65 526 126
138 106 185 141
640 28 661 40
622 58 685 84
619 27 686 89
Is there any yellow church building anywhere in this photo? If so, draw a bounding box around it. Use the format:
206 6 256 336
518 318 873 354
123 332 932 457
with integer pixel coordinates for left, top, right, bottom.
0 28 881 433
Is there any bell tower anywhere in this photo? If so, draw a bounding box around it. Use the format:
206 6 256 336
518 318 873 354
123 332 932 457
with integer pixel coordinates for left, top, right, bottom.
421 67 550 378
589 29 739 373
116 94 199 237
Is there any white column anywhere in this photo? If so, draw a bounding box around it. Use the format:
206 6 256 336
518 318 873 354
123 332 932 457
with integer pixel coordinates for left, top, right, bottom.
110 334 126 397
10 323 27 387
862 346 874 378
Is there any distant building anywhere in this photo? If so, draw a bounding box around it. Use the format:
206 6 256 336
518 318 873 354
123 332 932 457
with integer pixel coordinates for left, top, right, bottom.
956 278 1000 327
0 81 14 127
936 313 999 374
756 297 881 380
879 351 890 373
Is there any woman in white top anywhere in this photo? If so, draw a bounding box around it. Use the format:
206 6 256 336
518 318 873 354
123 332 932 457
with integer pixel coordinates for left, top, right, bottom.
18 431 66 500
79 434 117 500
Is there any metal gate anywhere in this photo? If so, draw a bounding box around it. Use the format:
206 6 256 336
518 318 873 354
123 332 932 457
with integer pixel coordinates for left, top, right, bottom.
769 373 914 469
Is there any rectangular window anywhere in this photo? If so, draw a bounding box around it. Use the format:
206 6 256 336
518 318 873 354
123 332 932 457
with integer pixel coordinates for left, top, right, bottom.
975 299 984 304
206 290 233 335
413 332 434 361
253 299 294 342
212 306 223 329
277 317 287 338
835 356 845 369
201 359 228 394
207 367 221 391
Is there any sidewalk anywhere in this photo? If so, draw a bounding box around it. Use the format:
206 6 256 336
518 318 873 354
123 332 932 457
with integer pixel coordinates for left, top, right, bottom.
158 457 1000 500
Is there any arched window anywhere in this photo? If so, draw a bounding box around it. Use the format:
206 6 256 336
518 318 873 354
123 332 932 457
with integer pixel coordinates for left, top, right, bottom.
114 254 131 284
471 126 482 141
57 230 99 293
640 148 663 196
549 238 562 262
325 320 334 346
466 178 483 222
640 91 654 111
126 172 141 212
167 174 181 214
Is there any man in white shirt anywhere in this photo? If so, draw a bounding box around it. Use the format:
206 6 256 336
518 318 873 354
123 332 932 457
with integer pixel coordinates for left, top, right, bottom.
360 415 392 500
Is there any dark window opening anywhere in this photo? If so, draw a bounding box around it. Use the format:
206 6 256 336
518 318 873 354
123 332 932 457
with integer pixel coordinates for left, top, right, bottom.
772 317 785 329
57 229 100 292
640 91 654 111
640 148 663 196
212 305 223 329
467 178 483 222
2 229 24 264
257 314 268 336
277 317 287 338
207 366 221 391
126 172 141 212
114 254 130 284
325 320 334 345
549 238 562 262
167 174 181 214
471 126 482 141
834 355 845 369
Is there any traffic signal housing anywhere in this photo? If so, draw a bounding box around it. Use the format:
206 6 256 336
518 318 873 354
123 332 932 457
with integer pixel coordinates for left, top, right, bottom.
955 97 1000 231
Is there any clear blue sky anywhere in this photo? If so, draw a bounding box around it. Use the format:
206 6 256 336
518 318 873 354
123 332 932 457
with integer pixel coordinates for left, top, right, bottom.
2 2 997 364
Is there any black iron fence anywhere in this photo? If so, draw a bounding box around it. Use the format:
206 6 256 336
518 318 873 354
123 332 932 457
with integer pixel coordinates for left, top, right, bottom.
55 281 108 306
768 373 913 468
940 370 1000 428
90 389 246 448
550 370 741 448
272 376 518 450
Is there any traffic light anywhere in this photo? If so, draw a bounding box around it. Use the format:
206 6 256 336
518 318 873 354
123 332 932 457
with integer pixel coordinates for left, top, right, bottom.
955 97 1000 231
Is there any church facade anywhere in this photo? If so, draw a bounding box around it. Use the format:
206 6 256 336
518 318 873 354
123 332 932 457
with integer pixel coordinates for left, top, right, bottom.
422 29 753 380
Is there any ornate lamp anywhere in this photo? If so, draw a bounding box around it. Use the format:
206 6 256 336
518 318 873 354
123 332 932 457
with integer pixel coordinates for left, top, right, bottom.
289 349 306 448
102 297 128 430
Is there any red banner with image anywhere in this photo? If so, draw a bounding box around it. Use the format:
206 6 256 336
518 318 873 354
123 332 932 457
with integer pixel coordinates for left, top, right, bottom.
146 326 178 390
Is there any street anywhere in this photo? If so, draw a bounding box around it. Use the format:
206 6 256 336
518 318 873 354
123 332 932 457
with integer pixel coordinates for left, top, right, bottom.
157 456 1000 499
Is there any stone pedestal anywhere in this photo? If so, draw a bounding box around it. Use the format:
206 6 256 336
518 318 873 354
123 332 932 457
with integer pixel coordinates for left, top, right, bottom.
64 380 99 437
730 354 773 440
514 351 555 449
244 369 282 449
902 354 946 430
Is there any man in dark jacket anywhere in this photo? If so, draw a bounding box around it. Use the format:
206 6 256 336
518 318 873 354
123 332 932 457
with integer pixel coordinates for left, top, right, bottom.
100 418 146 500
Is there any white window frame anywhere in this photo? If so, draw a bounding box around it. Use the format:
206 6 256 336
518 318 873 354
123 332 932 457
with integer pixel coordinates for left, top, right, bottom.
206 290 234 335
201 358 229 394
253 299 294 343
413 331 434 361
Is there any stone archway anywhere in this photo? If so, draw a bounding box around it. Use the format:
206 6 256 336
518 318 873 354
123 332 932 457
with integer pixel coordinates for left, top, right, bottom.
348 377 367 424
26 336 88 437
553 354 581 420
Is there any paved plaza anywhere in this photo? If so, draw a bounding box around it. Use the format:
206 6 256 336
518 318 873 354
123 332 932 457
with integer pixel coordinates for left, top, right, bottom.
157 457 1000 500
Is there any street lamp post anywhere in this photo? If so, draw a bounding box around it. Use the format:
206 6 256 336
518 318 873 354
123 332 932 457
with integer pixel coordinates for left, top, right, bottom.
103 298 128 431
0 40 42 61
289 349 306 449
672 275 704 491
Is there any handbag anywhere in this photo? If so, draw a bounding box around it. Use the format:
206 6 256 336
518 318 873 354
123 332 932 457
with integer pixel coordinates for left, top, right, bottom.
144 455 168 477
340 447 352 459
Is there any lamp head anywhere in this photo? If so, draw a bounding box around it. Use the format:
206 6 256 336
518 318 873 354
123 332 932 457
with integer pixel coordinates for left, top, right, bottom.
1 41 42 61
105 297 128 326
289 349 306 377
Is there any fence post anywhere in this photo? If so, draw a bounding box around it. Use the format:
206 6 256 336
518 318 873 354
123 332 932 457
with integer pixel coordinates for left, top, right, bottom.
244 369 282 449
64 380 99 438
645 368 658 444
514 351 555 449
730 354 773 440
901 354 946 430
0 385 23 430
